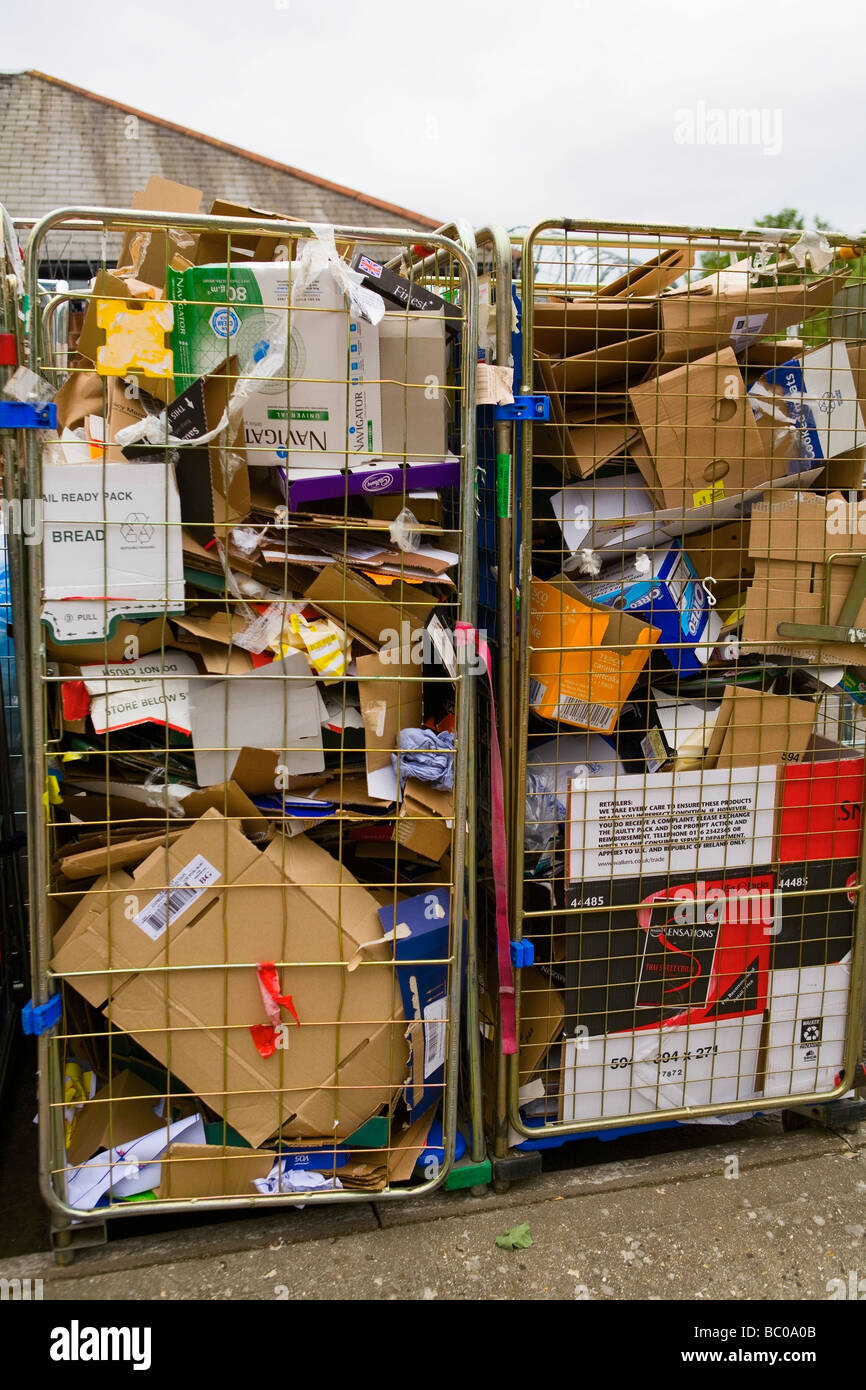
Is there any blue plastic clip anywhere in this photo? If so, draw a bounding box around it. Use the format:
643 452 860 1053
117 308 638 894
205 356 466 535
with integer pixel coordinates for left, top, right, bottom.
22 994 62 1036
493 395 550 422
510 939 535 969
0 401 58 431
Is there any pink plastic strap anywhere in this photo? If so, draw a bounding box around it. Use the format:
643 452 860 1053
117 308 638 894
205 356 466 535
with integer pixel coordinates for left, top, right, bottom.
455 622 517 1055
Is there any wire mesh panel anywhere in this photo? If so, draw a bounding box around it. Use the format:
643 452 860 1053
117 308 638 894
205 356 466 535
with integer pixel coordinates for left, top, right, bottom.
22 205 477 1224
0 207 30 1098
508 218 866 1142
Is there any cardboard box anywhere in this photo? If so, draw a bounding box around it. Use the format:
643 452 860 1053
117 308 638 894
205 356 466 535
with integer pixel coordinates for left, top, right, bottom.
41 462 184 644
169 261 382 471
703 686 816 770
78 649 197 736
749 488 866 564
742 553 866 664
378 887 450 1117
157 1142 275 1199
763 858 854 1098
629 348 770 510
777 756 865 863
280 457 459 511
560 868 772 1121
528 576 660 735
575 541 722 676
51 808 261 1008
103 830 407 1145
659 272 844 360
748 340 866 468
44 617 170 665
350 251 461 328
567 764 777 882
395 779 453 862
379 312 448 461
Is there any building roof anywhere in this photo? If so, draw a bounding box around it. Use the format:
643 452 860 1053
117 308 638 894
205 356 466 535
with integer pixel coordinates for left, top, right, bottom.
1 70 438 267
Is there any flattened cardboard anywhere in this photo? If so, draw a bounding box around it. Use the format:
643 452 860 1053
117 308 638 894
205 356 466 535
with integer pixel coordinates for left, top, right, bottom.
748 488 866 563
54 368 106 432
77 270 174 404
51 808 260 1007
531 298 659 359
67 1069 161 1167
59 829 184 881
356 648 422 802
157 1143 274 1199
305 565 433 647
395 779 453 861
115 175 203 290
107 832 407 1145
516 966 566 1086
629 348 767 509
189 652 324 788
704 686 816 769
598 246 693 299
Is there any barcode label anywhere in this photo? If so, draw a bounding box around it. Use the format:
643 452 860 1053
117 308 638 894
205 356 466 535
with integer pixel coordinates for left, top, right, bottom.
423 996 448 1079
554 697 616 731
529 677 545 706
133 854 221 941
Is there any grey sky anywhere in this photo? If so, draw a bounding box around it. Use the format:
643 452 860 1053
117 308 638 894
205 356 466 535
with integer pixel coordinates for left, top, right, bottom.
4 0 864 233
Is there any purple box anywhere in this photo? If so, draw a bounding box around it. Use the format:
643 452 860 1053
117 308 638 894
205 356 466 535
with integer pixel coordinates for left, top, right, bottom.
278 459 460 510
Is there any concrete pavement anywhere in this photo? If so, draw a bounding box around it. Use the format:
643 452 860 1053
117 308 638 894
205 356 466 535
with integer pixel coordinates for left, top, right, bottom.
3 1119 865 1301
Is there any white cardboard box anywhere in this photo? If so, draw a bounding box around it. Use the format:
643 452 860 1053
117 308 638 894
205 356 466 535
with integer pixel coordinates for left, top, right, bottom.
561 1015 763 1122
80 650 197 735
568 765 777 882
170 261 382 473
41 463 184 642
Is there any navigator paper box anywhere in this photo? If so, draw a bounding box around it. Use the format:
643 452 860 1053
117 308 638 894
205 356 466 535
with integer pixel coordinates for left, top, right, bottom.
169 261 381 472
41 462 184 644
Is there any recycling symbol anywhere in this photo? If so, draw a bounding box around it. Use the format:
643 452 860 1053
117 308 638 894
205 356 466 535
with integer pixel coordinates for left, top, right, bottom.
800 1018 822 1044
120 513 154 545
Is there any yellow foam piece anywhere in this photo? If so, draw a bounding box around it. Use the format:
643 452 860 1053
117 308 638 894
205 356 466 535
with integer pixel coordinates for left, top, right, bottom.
95 298 174 379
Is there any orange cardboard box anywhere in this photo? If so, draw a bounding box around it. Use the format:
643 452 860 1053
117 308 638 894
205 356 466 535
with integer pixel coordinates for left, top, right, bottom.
528 576 660 734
